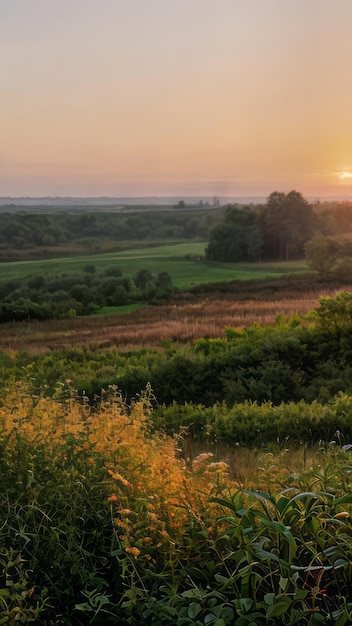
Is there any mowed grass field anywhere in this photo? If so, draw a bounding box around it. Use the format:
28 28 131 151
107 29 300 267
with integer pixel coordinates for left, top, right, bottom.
0 241 308 290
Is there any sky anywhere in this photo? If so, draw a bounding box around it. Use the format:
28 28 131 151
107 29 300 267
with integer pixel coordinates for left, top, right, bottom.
2 0 352 199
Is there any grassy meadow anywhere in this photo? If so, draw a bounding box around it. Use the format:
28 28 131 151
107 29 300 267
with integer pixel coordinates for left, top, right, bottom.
0 241 307 290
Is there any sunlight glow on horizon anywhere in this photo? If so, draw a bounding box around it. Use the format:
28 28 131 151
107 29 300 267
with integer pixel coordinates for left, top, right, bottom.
338 172 352 181
2 1 352 198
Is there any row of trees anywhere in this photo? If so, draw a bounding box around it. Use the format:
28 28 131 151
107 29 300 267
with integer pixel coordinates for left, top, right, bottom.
0 208 218 250
204 189 352 277
206 191 318 262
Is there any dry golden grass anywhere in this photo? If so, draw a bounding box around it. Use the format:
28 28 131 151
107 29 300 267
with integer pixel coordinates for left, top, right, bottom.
182 436 321 487
1 283 350 354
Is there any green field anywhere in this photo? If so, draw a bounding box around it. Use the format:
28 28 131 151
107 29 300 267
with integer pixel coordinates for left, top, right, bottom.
98 302 147 315
0 241 308 290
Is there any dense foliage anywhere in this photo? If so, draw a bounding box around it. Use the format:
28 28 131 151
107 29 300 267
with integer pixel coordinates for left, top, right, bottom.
1 294 352 623
9 294 352 404
206 191 318 262
206 194 352 267
304 232 352 279
0 384 352 624
0 265 174 321
205 206 262 262
1 293 352 445
0 208 218 252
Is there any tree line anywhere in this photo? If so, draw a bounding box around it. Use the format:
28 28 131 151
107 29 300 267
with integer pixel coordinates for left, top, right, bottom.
0 208 218 251
206 191 352 263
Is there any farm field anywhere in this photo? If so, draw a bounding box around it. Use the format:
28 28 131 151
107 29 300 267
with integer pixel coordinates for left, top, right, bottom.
0 241 307 290
0 284 346 354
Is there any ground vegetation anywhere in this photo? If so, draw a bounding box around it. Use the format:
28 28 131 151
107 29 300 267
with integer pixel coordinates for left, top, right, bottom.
2 199 352 622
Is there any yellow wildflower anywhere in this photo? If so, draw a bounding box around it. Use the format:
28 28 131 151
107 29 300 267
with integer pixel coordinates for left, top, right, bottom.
125 547 141 558
114 519 125 528
141 536 153 545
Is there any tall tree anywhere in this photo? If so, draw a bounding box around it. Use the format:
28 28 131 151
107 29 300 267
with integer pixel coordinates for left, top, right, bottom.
260 190 316 260
304 232 339 278
206 206 263 262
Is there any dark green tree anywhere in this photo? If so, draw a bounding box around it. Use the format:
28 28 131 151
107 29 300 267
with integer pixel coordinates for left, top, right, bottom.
156 272 174 298
304 232 340 278
206 206 262 262
259 190 316 260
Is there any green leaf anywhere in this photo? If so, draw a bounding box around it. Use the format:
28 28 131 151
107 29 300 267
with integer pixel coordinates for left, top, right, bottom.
266 594 292 618
311 613 328 624
236 508 248 517
260 519 289 533
304 515 320 536
294 589 308 600
291 564 333 572
188 602 202 619
218 515 239 525
181 589 205 600
264 593 275 606
251 545 280 563
75 602 93 612
214 574 230 584
334 558 349 568
334 612 350 626
221 607 234 621
240 489 279 512
110 548 125 557
209 496 239 513
276 496 291 514
232 618 248 626
333 493 352 505
239 597 254 613
205 560 216 572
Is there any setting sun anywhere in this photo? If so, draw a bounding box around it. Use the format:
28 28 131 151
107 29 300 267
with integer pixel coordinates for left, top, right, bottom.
338 171 352 181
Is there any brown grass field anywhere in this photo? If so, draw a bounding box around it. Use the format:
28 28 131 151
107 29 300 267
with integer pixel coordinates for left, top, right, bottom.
1 282 350 354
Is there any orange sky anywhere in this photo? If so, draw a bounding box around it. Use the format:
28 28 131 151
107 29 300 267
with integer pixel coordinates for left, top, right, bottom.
2 0 352 198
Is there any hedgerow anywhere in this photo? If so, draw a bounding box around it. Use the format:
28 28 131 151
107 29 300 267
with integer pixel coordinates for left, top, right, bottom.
154 395 352 446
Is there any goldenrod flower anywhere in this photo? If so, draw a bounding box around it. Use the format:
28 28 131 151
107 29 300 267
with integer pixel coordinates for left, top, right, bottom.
125 546 141 558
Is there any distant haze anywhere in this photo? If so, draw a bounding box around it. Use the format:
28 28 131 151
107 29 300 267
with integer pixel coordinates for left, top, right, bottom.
2 195 351 209
2 1 352 198
0 196 264 208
